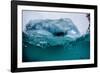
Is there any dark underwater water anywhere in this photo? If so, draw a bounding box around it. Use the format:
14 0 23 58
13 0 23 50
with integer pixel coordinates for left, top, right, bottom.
22 32 90 62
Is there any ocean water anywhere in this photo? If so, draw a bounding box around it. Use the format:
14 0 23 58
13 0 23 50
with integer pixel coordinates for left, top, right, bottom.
22 18 90 62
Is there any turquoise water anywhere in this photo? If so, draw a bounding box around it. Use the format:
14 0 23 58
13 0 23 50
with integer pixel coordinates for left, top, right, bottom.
22 18 90 62
22 32 90 62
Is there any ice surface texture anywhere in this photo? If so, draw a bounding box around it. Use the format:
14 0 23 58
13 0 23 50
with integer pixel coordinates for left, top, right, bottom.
22 18 90 62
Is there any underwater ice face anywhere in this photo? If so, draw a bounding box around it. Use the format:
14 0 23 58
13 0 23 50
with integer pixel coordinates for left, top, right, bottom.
23 18 81 48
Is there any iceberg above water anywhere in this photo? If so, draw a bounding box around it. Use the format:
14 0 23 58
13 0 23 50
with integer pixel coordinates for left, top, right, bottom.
25 18 80 36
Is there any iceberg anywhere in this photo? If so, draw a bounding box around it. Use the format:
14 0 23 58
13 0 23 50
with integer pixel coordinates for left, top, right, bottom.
23 18 81 48
25 18 80 36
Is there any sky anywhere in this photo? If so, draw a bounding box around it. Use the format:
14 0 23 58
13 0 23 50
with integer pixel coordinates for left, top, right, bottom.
22 10 89 35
